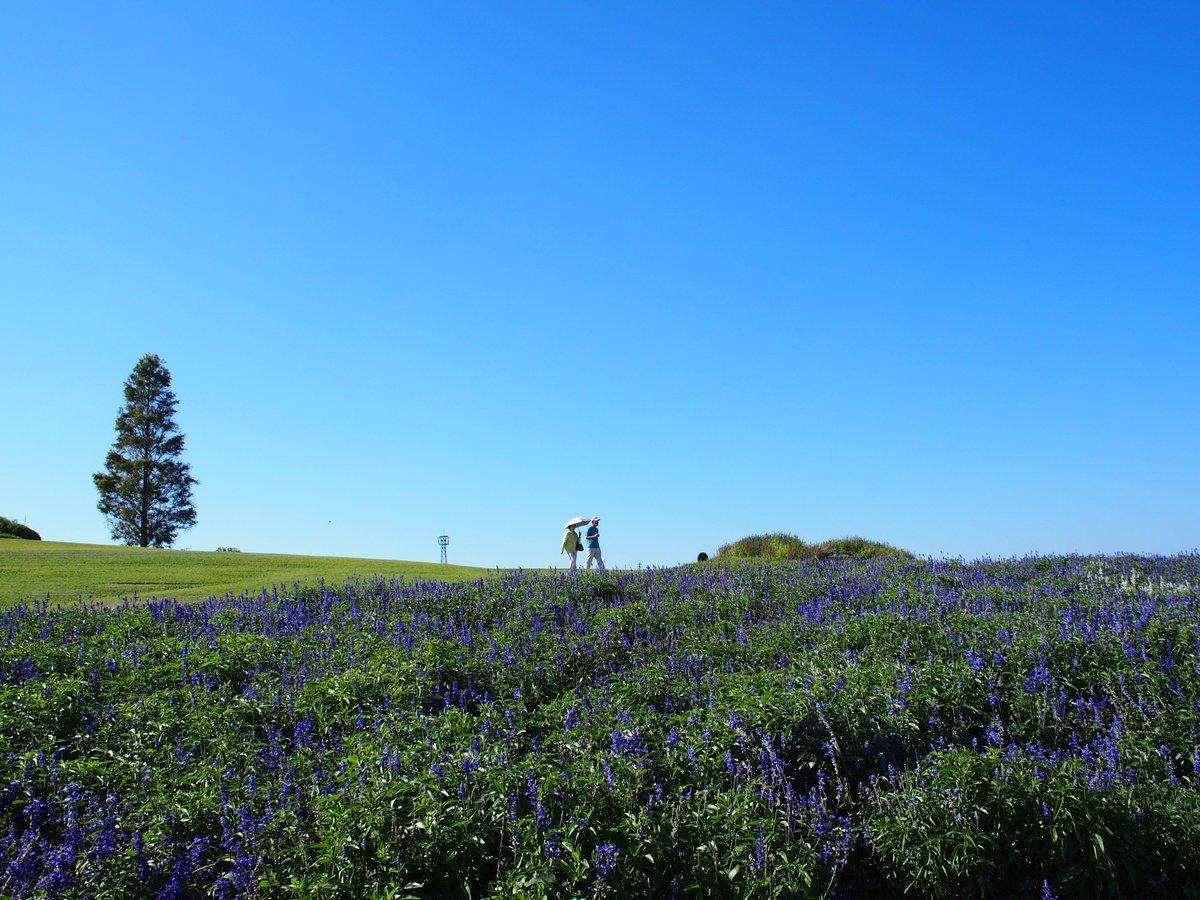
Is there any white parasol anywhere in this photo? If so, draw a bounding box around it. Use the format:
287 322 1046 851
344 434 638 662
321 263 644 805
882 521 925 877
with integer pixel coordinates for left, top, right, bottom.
564 516 588 529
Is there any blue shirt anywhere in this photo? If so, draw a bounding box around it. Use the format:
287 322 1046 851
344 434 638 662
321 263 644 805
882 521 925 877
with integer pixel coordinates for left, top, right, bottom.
585 526 600 549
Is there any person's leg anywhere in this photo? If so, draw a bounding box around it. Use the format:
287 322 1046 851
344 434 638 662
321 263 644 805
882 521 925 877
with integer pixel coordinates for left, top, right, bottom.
567 550 577 572
595 549 605 572
585 549 596 569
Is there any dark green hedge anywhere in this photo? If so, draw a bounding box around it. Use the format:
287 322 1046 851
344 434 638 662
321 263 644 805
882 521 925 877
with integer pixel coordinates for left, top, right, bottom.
0 516 41 540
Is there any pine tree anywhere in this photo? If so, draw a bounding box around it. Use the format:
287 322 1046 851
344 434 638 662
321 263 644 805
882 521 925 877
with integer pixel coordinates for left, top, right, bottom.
93 354 197 547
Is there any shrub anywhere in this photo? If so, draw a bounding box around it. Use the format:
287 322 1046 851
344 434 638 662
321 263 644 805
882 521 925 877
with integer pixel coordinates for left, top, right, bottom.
716 532 813 560
0 516 40 540
717 532 911 561
814 536 913 560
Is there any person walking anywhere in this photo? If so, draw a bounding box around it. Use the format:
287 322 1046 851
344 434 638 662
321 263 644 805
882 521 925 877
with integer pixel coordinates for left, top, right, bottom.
561 518 585 572
584 517 605 572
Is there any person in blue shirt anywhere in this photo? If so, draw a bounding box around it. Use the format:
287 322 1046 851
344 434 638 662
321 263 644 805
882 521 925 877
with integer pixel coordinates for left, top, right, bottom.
584 517 605 572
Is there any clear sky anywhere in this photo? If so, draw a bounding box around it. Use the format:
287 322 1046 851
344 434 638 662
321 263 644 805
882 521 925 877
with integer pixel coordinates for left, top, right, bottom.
2 2 1198 568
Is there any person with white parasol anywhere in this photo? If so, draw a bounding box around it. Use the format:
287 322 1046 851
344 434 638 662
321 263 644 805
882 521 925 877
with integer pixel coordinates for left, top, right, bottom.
561 517 587 572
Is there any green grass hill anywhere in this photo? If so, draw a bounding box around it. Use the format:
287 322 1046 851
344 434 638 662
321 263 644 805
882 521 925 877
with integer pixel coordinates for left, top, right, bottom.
715 532 914 562
0 540 488 607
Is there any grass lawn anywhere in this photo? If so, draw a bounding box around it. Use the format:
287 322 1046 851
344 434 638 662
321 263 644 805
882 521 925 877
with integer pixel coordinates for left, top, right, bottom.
0 538 489 607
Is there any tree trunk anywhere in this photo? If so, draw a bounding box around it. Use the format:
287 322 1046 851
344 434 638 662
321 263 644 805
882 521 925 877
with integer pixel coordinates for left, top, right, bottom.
140 407 151 547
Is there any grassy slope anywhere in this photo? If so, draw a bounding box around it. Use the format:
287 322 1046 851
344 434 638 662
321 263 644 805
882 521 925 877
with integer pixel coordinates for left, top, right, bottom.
0 540 489 607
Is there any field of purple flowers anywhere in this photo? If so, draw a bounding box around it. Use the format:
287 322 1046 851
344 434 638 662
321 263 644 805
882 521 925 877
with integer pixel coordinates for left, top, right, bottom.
2 556 1199 898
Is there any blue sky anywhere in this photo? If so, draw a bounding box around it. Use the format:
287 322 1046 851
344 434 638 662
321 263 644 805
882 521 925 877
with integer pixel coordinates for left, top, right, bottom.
2 2 1198 568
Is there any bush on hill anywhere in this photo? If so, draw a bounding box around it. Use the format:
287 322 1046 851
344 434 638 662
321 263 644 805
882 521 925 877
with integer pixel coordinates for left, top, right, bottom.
0 516 40 541
816 535 914 559
716 532 811 560
716 532 911 561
